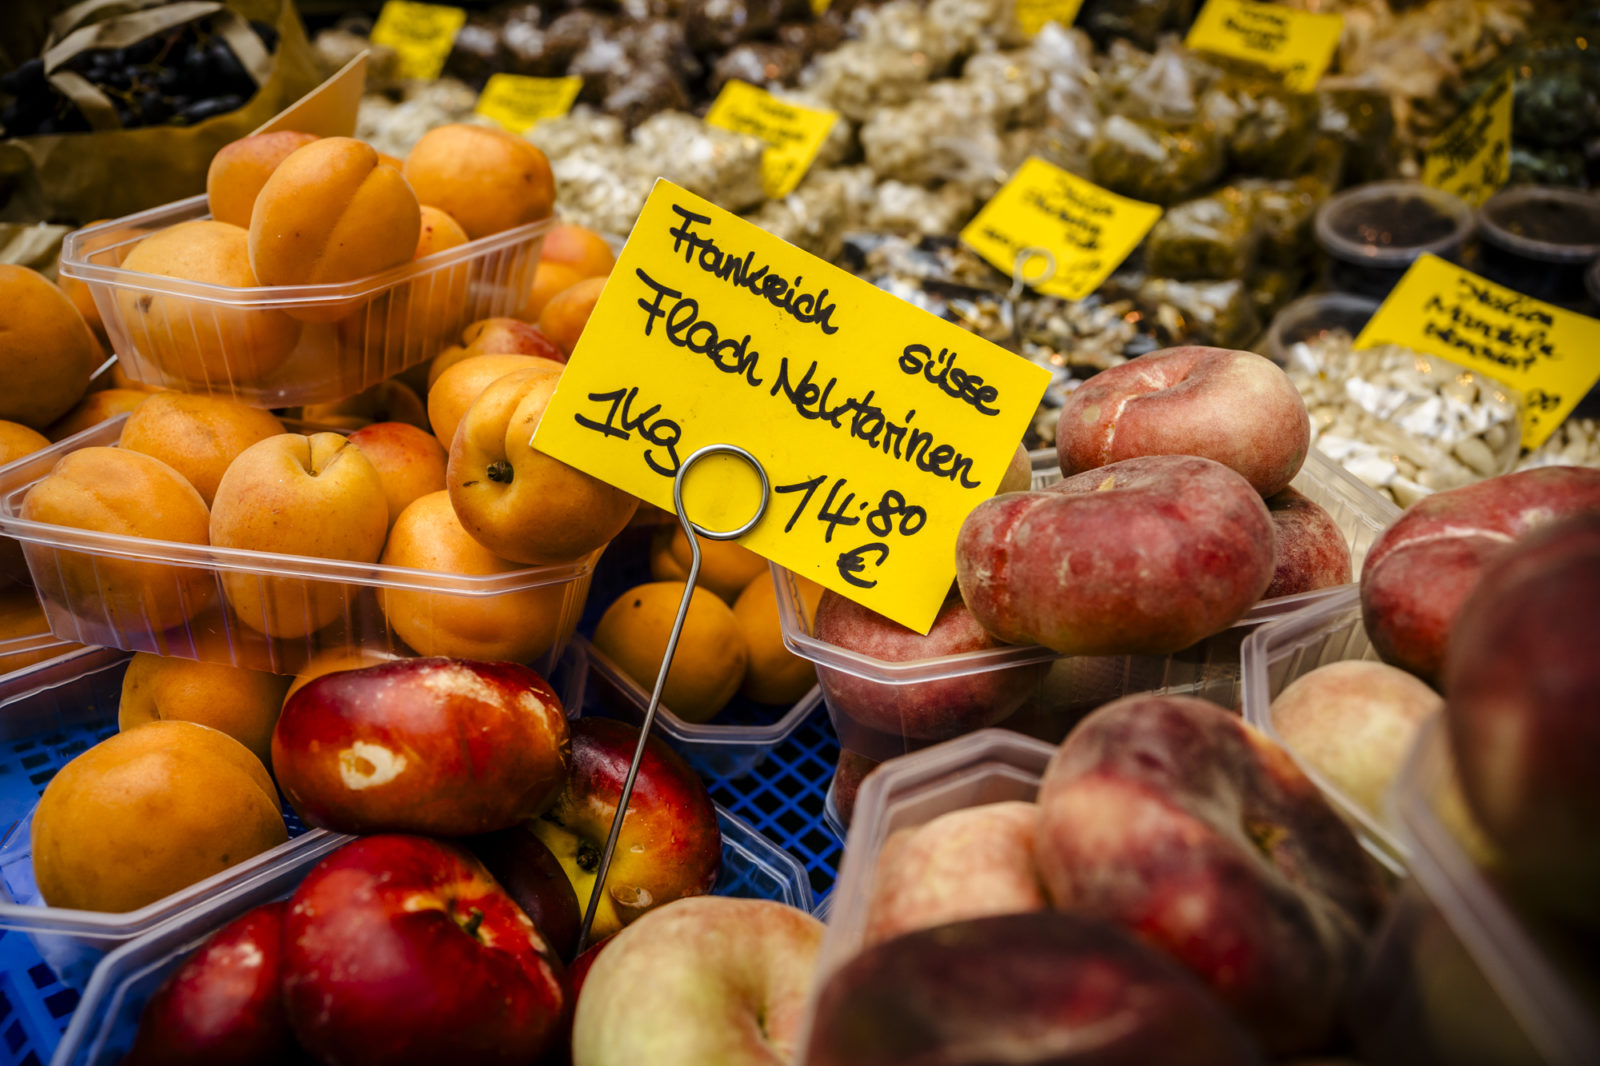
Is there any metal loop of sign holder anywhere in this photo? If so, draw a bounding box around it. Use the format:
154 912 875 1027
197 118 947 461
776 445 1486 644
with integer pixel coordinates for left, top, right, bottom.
575 443 772 953
1007 246 1057 349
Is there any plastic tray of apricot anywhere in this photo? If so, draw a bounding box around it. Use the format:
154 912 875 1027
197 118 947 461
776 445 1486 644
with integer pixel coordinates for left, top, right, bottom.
1238 586 1409 877
1355 716 1600 1066
46 801 810 1066
57 196 552 408
0 415 595 680
777 446 1401 761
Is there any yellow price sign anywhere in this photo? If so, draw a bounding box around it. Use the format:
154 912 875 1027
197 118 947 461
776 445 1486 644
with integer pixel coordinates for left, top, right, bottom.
704 81 838 200
1014 0 1086 35
810 0 831 13
1356 254 1600 451
1185 0 1343 93
475 74 583 134
960 157 1162 302
370 1 465 81
1423 69 1513 208
534 181 1051 633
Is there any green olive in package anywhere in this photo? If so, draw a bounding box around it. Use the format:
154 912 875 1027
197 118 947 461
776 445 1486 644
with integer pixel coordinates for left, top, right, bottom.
1239 176 1324 269
1088 114 1225 207
1207 71 1320 178
1145 185 1259 280
1318 88 1399 185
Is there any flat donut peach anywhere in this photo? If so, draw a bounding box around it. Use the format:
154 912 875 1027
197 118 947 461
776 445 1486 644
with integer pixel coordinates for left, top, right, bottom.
1360 465 1600 686
957 454 1275 656
1055 346 1310 497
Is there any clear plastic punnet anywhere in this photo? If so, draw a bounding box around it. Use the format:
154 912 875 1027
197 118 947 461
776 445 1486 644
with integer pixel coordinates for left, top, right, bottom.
53 804 812 1066
778 447 1399 761
57 196 552 408
0 416 595 677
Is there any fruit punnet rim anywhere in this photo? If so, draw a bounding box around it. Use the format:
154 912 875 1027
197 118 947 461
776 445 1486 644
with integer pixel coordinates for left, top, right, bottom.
1390 715 1600 1063
1239 585 1408 878
58 195 558 307
577 632 820 746
0 416 597 595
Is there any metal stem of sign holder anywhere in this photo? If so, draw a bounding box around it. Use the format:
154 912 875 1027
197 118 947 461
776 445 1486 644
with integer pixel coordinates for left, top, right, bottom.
574 443 772 954
1008 246 1057 350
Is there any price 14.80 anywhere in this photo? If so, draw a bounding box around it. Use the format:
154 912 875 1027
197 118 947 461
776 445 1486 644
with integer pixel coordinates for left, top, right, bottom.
773 475 927 589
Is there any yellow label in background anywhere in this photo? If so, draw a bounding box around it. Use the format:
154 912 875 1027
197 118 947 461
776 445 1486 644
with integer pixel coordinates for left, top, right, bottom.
704 81 839 200
959 157 1162 302
475 74 583 134
1423 68 1514 208
810 0 831 13
1015 0 1086 35
1355 254 1600 450
370 1 465 81
534 181 1051 633
1185 0 1343 93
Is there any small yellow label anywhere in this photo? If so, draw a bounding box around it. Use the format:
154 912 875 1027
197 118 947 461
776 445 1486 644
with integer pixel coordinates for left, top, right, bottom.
1356 254 1600 451
1185 0 1343 93
370 1 466 82
959 157 1162 302
533 181 1051 633
1014 0 1086 35
1423 68 1513 208
474 74 583 134
810 0 831 13
704 81 839 200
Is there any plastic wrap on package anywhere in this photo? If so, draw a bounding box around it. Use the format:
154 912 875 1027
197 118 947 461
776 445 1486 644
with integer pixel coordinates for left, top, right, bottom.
926 0 1025 58
865 181 979 238
710 42 806 93
1205 70 1321 177
815 164 879 229
1089 114 1226 206
1136 276 1260 350
1145 185 1260 280
632 111 767 212
686 0 785 53
743 176 849 260
777 18 846 61
1248 267 1304 322
1318 88 1398 185
857 0 961 76
551 144 656 235
1239 176 1323 268
1031 25 1102 174
524 106 626 157
1076 0 1198 50
959 49 1050 129
1287 334 1524 507
860 83 1003 187
1098 37 1213 124
801 40 937 122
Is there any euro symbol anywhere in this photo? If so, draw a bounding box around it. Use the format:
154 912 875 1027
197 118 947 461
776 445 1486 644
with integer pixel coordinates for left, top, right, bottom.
836 542 890 588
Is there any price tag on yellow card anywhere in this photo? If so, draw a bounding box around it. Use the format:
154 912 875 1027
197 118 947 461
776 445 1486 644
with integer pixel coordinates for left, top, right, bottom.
704 81 838 200
959 157 1162 302
370 1 465 81
1423 69 1513 208
533 181 1051 633
475 74 583 134
1014 0 1085 35
1356 254 1600 450
1186 0 1342 93
810 0 831 13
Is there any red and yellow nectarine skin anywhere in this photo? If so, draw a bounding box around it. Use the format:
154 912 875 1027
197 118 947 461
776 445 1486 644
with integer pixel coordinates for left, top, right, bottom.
272 658 569 836
1053 345 1311 497
1034 694 1386 1056
532 717 720 940
1360 465 1600 685
1263 486 1352 599
1446 513 1600 928
957 454 1275 656
124 901 307 1066
467 826 584 964
282 834 566 1066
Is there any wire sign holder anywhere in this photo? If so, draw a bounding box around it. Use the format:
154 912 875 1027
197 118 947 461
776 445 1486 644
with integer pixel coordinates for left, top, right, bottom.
574 442 772 954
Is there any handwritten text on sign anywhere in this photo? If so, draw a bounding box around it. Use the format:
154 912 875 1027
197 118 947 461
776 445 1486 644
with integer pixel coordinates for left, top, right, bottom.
475 74 583 134
960 157 1162 301
1423 69 1513 208
534 182 1050 633
704 81 839 200
1356 254 1600 450
370 1 465 81
1185 0 1343 93
1014 0 1086 36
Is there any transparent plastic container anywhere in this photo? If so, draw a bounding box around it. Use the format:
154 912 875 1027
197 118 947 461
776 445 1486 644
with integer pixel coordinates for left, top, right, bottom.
1316 181 1475 298
778 448 1400 761
809 729 1057 991
1477 184 1600 307
0 416 595 677
1354 716 1600 1066
54 803 811 1066
1263 292 1381 366
57 196 551 407
577 633 820 780
1239 586 1406 875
